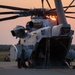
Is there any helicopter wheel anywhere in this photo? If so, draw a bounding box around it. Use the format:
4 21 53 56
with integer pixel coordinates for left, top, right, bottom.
73 66 75 69
17 58 22 69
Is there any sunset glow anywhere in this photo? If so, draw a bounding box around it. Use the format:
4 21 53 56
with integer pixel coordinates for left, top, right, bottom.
50 15 57 21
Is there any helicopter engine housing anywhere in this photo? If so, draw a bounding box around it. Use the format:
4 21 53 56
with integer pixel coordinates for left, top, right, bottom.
11 26 26 38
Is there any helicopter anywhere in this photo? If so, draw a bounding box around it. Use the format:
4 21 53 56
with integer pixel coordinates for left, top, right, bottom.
0 0 75 69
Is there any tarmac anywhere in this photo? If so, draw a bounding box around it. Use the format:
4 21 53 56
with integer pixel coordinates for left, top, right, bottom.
0 62 75 75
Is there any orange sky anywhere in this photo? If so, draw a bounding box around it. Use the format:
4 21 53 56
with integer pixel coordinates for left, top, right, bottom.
0 0 75 44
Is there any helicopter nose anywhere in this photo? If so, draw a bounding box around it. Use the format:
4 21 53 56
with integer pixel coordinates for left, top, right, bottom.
11 26 26 38
11 29 26 38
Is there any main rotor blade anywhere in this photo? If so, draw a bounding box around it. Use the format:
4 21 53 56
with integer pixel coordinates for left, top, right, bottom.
0 11 22 15
46 0 52 9
0 5 29 10
52 5 75 10
65 0 75 12
64 5 75 8
66 15 75 19
0 10 31 16
41 0 44 8
65 11 75 14
0 15 21 22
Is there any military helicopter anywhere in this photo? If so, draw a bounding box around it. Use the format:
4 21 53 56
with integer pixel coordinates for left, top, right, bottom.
0 0 75 69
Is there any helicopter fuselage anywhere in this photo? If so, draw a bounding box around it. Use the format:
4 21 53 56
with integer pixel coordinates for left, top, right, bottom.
15 16 73 61
2 0 74 68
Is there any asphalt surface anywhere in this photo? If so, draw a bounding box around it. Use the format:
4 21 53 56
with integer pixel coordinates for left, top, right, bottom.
0 62 75 75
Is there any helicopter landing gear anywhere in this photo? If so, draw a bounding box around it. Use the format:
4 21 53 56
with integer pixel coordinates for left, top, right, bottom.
17 56 34 69
73 66 75 69
17 58 29 69
17 58 22 69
